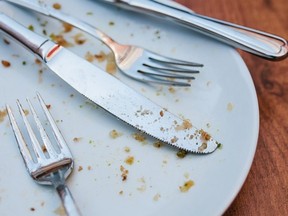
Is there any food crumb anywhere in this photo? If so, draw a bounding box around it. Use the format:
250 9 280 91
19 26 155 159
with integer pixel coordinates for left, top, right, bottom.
125 156 134 165
50 33 72 47
120 165 129 181
198 142 208 152
0 109 7 123
62 22 73 33
109 129 123 139
179 180 195 192
3 39 10 44
53 3 62 10
137 177 146 192
175 119 192 131
176 149 188 158
95 51 106 63
73 137 82 142
24 109 29 116
78 166 83 172
1 60 11 68
124 146 130 153
85 51 94 62
105 52 117 74
153 140 164 148
28 25 34 31
54 206 65 216
227 102 234 111
30 207 35 211
153 193 161 201
168 87 176 93
199 129 211 141
133 132 146 143
119 190 124 195
171 136 178 143
73 33 86 45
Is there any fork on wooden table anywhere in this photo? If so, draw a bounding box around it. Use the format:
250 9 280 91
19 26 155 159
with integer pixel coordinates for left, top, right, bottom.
5 0 202 87
6 93 81 216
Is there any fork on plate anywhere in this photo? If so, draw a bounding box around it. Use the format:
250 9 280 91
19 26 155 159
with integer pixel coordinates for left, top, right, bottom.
5 0 203 86
6 93 81 216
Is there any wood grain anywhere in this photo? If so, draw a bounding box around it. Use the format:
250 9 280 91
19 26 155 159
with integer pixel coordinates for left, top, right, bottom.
176 0 288 215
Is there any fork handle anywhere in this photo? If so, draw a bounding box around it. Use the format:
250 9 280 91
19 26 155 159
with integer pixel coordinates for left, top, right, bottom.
55 183 82 216
52 170 82 216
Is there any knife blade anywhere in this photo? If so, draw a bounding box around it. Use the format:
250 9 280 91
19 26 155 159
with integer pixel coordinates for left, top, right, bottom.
0 13 219 154
100 0 288 60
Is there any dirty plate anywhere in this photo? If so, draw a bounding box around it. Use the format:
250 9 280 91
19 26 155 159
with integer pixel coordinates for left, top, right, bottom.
0 1 259 215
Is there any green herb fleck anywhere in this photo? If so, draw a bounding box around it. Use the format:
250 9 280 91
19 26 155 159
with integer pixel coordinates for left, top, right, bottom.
28 25 34 31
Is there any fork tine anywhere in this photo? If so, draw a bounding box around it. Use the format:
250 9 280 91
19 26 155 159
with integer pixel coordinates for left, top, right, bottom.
138 69 195 80
6 104 35 167
132 74 192 87
143 64 200 74
148 55 204 67
16 100 46 161
36 92 71 156
26 97 58 159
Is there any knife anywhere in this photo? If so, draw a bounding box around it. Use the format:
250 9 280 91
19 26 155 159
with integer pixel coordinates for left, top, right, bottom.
101 0 288 61
0 13 219 154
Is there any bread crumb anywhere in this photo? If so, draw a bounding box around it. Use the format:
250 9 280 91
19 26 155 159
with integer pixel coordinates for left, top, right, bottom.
109 129 123 139
153 193 161 201
0 109 7 123
53 3 62 10
85 51 94 62
1 60 11 68
120 165 128 181
73 137 82 142
125 156 134 165
227 102 234 111
175 119 192 131
199 129 211 141
176 149 188 158
95 51 106 63
73 33 86 45
124 146 130 153
153 141 164 148
179 180 195 192
54 206 65 216
62 22 73 33
105 52 117 74
50 34 72 47
78 166 83 172
133 132 146 142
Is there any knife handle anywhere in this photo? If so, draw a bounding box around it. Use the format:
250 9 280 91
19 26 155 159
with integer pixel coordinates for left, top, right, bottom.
0 13 49 59
112 0 288 60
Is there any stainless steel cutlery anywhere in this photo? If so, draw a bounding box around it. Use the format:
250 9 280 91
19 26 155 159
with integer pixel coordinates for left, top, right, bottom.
101 0 288 60
5 0 203 87
0 13 219 154
6 93 81 216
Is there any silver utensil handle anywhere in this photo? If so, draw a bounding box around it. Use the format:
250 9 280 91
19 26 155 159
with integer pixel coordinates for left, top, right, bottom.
55 184 82 216
51 169 82 216
4 0 117 49
0 13 48 54
113 0 288 60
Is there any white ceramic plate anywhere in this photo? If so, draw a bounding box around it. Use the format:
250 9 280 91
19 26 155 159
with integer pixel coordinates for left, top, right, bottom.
0 1 259 215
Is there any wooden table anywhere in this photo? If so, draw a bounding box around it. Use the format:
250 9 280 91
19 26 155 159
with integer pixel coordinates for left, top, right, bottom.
176 0 288 215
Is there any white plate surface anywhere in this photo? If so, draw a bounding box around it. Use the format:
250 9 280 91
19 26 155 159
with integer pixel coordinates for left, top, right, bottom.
0 1 259 215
